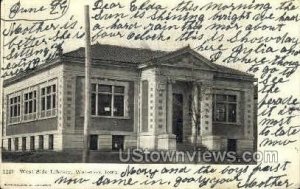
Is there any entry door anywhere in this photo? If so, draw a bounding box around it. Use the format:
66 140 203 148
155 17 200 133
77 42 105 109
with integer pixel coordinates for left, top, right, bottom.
89 135 98 150
227 139 237 152
173 93 183 143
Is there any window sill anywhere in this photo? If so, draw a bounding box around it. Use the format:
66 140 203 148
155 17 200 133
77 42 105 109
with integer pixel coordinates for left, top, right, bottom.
213 121 241 126
90 115 131 120
37 115 58 121
7 115 57 126
7 121 21 126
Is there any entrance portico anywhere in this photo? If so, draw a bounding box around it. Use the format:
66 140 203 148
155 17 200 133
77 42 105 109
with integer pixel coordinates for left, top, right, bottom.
137 49 215 151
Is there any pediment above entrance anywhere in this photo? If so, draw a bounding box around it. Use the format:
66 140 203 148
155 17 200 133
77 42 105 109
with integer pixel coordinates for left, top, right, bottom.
161 52 217 71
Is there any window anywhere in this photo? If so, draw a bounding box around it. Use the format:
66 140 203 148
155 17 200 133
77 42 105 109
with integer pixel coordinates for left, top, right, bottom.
8 138 11 151
112 135 124 151
24 91 37 121
9 96 21 124
91 83 127 117
22 137 26 151
89 135 98 150
41 84 56 117
48 134 54 150
39 135 44 150
14 138 19 151
213 94 237 123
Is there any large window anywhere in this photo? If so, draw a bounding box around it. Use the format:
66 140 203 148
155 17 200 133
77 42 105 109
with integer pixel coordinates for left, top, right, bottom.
9 96 21 123
24 91 37 121
213 94 237 123
91 83 127 117
41 84 56 117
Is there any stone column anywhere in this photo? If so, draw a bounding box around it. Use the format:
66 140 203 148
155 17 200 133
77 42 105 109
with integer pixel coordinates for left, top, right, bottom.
191 82 199 144
138 69 157 150
157 79 176 151
199 85 219 150
133 81 139 133
237 88 255 154
166 80 173 134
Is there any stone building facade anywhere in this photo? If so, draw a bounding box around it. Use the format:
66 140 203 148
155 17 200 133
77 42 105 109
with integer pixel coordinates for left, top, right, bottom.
1 44 257 153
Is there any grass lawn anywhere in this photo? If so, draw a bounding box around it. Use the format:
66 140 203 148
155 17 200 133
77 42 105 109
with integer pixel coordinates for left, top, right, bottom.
2 150 255 164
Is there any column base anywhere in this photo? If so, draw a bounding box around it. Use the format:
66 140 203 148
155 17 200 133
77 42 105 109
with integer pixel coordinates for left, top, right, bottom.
237 138 254 154
201 135 225 151
124 135 137 150
157 134 176 151
138 134 156 150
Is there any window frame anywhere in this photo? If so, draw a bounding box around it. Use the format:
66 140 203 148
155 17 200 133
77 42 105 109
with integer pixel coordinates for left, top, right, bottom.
213 92 239 124
40 82 57 118
8 93 21 124
90 79 129 118
7 79 58 126
23 89 38 121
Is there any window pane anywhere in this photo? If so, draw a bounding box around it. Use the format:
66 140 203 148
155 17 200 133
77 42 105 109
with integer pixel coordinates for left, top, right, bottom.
46 95 51 110
98 94 112 116
49 135 54 150
91 93 96 115
216 95 226 101
115 86 124 94
42 88 45 95
10 106 13 117
228 95 237 102
52 94 56 108
228 104 237 122
14 105 18 117
91 84 96 92
10 98 13 104
114 95 124 116
24 102 28 114
15 138 19 151
29 92 32 99
98 85 112 93
25 94 28 100
52 85 56 92
47 86 51 94
17 104 20 116
216 103 226 122
29 101 33 113
33 100 37 112
41 97 45 111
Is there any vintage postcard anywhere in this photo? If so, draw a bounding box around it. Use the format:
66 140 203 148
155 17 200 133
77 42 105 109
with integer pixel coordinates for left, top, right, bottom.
0 0 299 188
